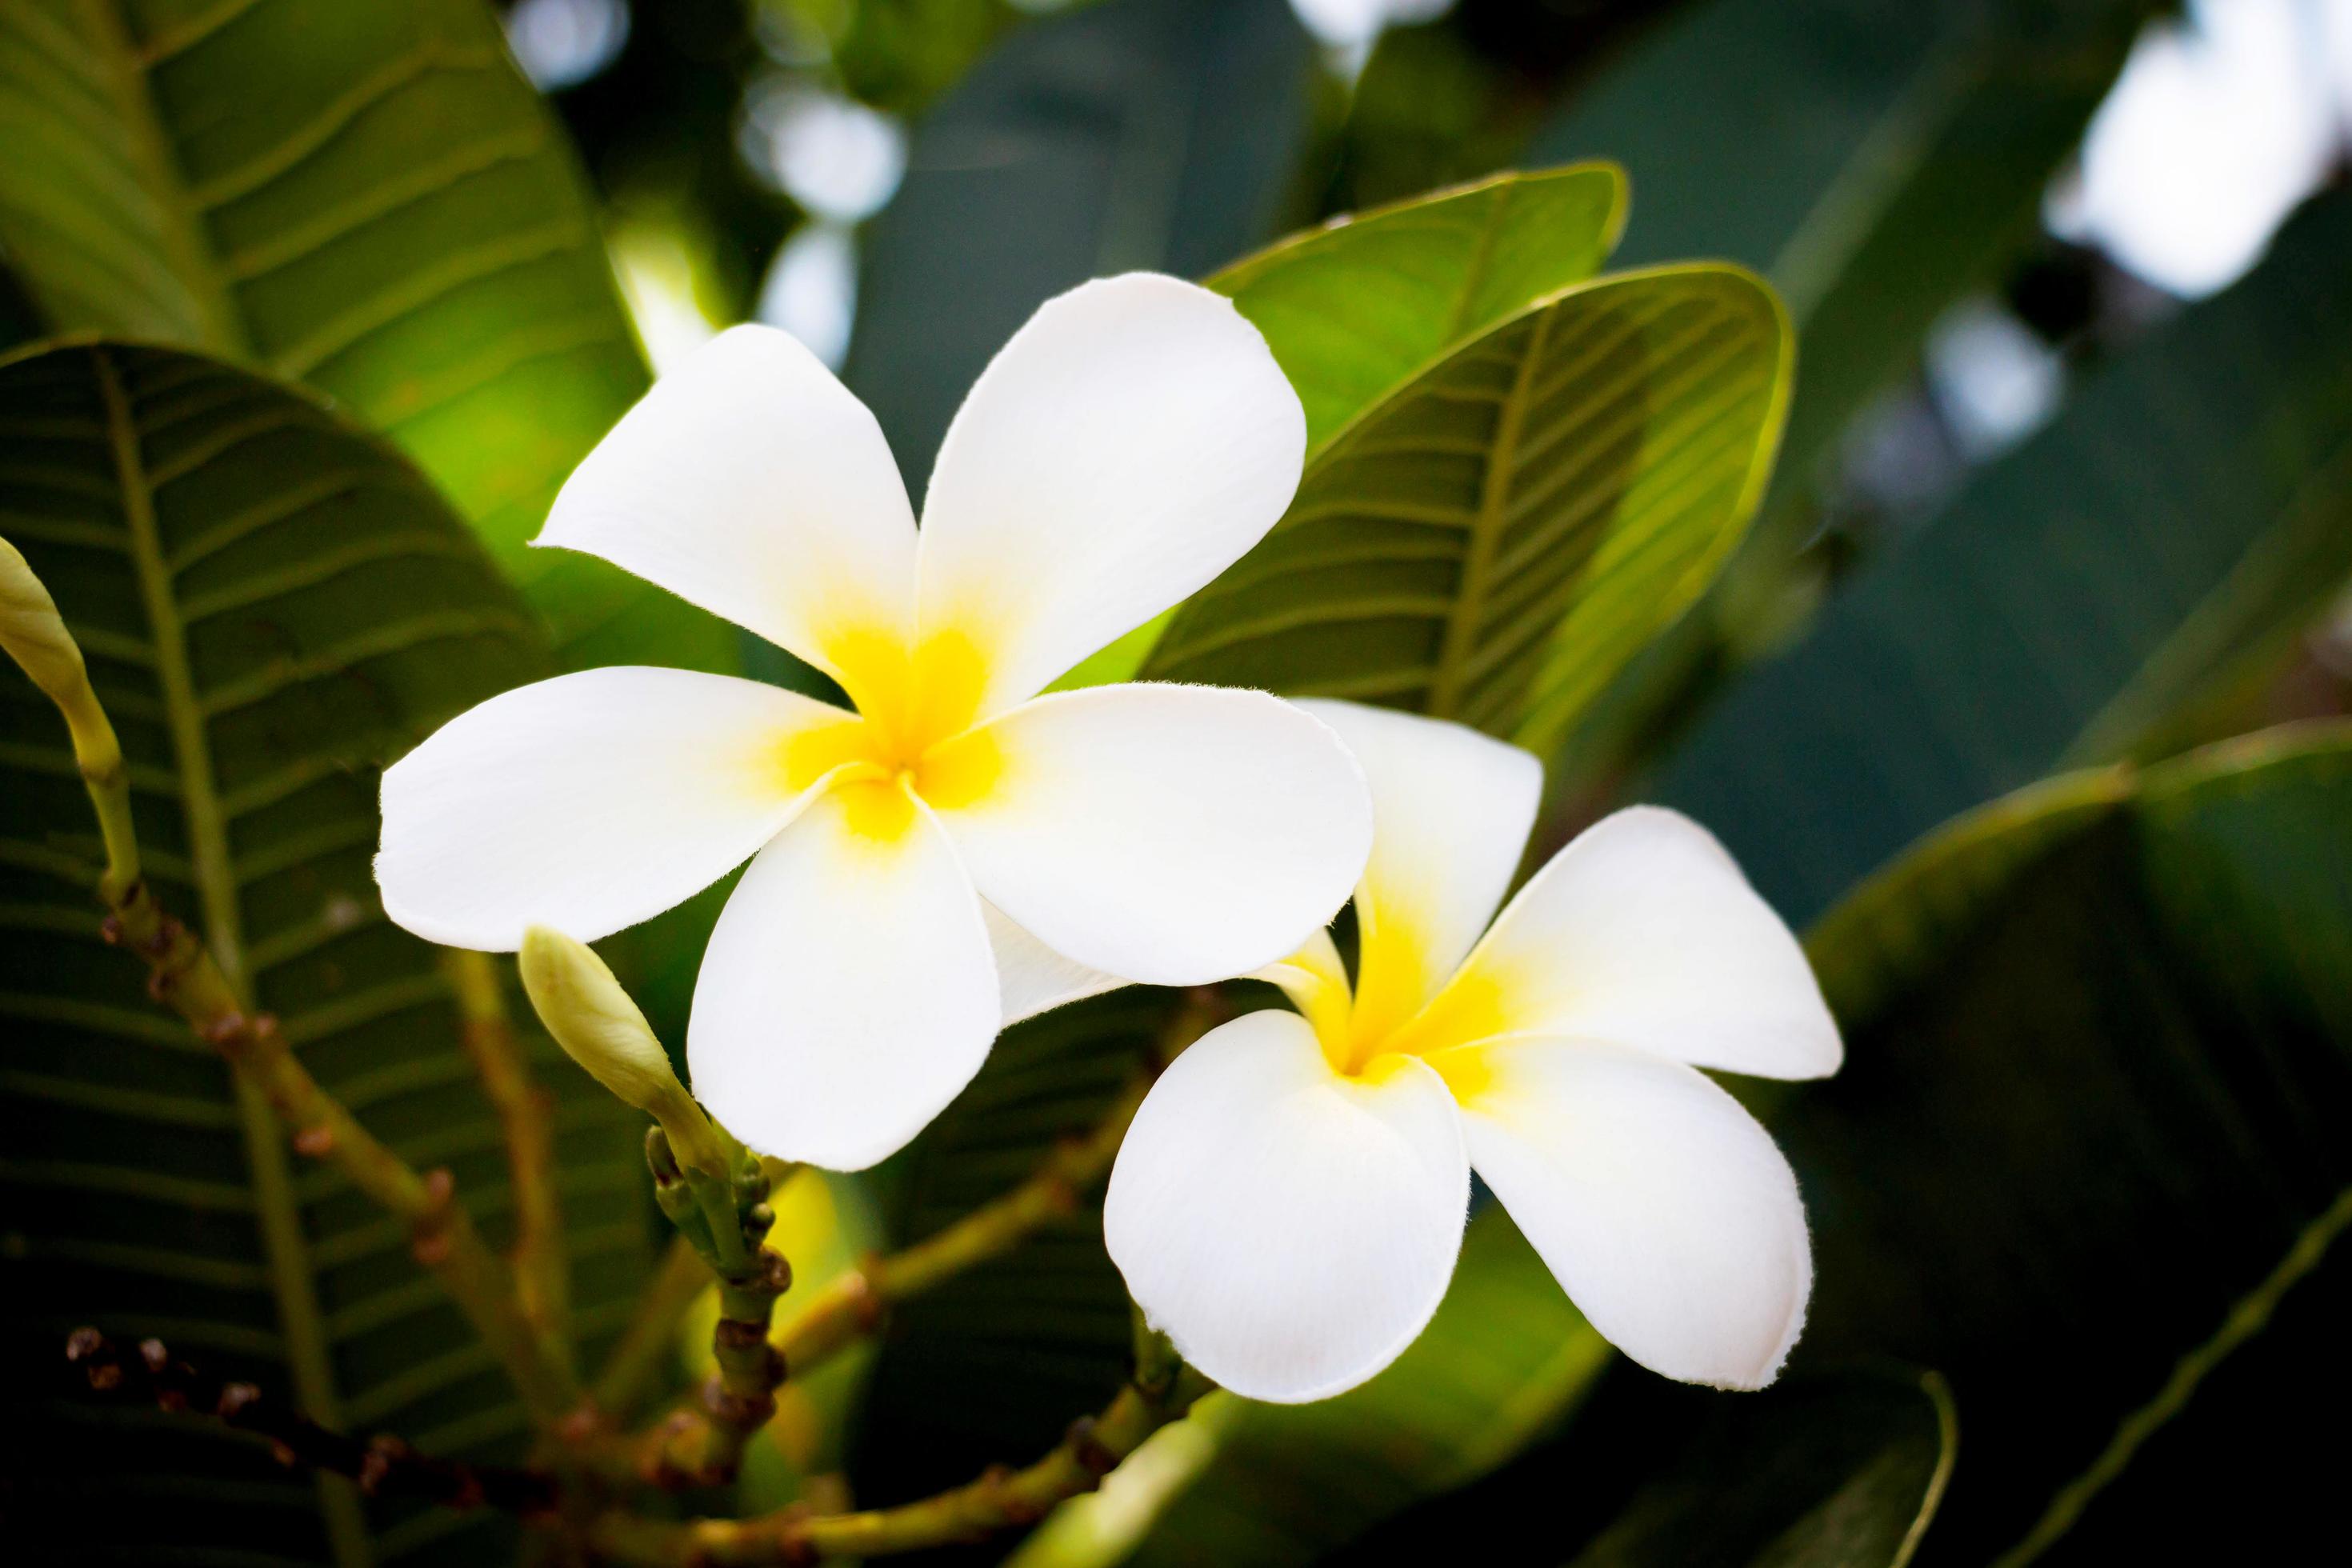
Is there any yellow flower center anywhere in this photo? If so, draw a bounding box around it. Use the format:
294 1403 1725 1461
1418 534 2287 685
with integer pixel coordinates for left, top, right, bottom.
1308 914 1513 1101
773 626 1007 841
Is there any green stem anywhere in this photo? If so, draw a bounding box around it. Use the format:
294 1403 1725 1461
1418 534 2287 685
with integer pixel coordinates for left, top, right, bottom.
444 948 570 1370
5 521 582 1433
590 1353 1207 1563
630 1134 790 1488
100 883 583 1426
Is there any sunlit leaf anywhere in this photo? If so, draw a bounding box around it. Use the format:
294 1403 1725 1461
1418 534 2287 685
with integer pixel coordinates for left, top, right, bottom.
0 342 645 1565
0 0 726 672
1658 188 2352 923
1211 163 1627 453
1055 162 1633 694
1147 264 1790 753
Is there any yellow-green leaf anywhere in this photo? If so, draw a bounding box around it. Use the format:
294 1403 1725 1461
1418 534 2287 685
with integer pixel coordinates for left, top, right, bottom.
1146 264 1790 750
0 0 723 672
1208 163 1628 453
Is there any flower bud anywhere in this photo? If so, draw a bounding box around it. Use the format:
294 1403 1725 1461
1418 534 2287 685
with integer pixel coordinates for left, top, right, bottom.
1 538 86 698
518 926 726 1175
0 537 114 758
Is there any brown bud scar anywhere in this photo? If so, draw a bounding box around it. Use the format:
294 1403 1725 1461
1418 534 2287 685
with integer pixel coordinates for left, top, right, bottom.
217 1382 261 1420
713 1318 768 1354
292 1125 336 1158
758 1249 793 1294
1066 1415 1118 1477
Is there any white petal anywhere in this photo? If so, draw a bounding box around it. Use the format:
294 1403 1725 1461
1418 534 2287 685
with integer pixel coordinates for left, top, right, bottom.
1291 700 1541 1042
378 667 847 949
686 788 999 1170
538 324 919 675
930 684 1370 986
915 275 1306 714
984 901 1126 1026
1105 1010 1467 1403
1452 1035 1812 1390
1422 806 1842 1079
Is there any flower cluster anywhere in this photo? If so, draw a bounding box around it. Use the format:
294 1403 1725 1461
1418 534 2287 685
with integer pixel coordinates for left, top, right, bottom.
378 274 1838 1402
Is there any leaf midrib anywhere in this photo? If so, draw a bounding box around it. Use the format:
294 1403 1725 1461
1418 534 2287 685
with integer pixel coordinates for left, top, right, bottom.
1426 306 1554 718
97 345 369 1566
1989 1164 2352 1566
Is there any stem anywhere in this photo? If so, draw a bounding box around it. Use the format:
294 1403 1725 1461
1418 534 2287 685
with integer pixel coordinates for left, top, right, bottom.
98 884 584 1426
592 1235 711 1419
444 948 570 1366
10 516 582 1432
779 988 1224 1378
65 1329 559 1515
590 1345 1206 1563
632 1133 791 1488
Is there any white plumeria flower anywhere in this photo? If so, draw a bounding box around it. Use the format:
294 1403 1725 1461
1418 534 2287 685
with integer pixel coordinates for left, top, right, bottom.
376 275 1374 1170
1105 701 1842 1403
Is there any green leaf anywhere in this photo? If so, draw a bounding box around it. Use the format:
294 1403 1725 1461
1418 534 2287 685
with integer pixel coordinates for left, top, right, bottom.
1146 263 1790 751
0 0 725 672
1656 187 2352 924
1011 1207 1611 1568
1209 164 1628 454
0 342 645 1566
1780 722 2352 1562
1530 0 2157 497
1563 1369 1957 1568
1054 162 1633 694
843 0 1316 478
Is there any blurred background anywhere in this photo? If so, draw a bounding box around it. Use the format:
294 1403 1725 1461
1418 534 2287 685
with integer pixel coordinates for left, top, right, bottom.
508 0 2352 877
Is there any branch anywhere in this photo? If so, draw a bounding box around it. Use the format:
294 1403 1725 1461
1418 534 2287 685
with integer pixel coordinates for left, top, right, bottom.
100 884 583 1427
590 1337 1206 1563
443 947 570 1366
64 1330 559 1515
779 989 1226 1379
2 550 582 1430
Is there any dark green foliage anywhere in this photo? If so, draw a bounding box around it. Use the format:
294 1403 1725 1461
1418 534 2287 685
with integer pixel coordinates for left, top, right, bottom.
0 342 644 1566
